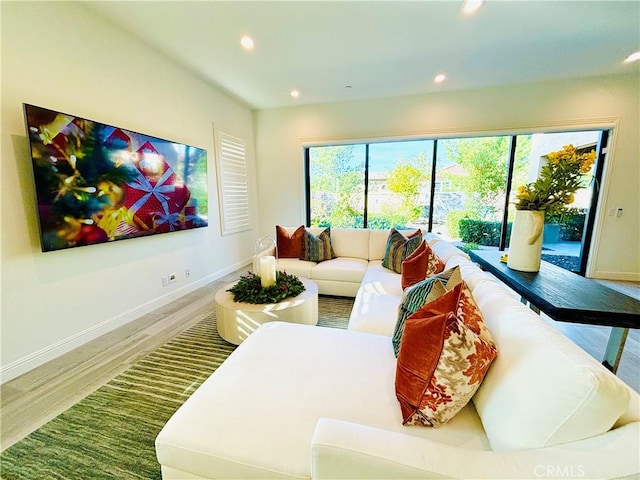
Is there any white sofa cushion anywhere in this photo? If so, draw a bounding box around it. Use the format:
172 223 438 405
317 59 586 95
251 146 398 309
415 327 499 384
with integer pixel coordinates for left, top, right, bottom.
348 261 403 336
359 261 404 296
368 229 391 261
277 258 317 279
311 419 640 480
311 257 368 283
330 228 370 260
471 281 631 451
430 240 470 264
423 232 442 244
445 255 498 292
348 290 402 337
156 322 491 479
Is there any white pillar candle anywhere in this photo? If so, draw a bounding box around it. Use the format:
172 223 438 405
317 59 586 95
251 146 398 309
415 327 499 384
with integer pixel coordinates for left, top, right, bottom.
259 255 276 288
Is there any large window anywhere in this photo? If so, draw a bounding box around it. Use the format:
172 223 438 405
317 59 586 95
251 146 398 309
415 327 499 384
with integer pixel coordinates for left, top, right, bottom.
367 141 433 229
435 136 517 240
509 131 602 274
307 144 365 227
305 129 608 275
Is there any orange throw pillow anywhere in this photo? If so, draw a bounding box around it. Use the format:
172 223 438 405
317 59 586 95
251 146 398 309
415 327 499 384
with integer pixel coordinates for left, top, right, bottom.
401 241 428 289
276 225 305 258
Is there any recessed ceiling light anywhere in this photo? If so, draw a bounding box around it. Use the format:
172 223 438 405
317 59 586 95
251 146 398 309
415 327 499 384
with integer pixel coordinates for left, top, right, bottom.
462 0 485 15
290 90 300 98
623 51 640 63
434 73 447 83
240 36 254 51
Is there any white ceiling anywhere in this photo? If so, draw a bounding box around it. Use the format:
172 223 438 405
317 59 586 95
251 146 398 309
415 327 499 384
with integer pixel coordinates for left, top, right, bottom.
84 1 640 110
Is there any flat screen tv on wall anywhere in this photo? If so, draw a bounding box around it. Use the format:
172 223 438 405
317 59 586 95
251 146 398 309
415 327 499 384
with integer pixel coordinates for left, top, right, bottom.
24 104 208 252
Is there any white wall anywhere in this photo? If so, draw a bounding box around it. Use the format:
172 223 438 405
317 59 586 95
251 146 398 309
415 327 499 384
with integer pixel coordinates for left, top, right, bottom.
1 2 258 381
254 73 640 281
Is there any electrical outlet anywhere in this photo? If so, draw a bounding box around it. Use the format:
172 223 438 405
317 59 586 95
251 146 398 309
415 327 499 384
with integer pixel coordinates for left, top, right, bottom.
185 268 191 278
168 272 177 284
616 208 623 218
161 276 169 287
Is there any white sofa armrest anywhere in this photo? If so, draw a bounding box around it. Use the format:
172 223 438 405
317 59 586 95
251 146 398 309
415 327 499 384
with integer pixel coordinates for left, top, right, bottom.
311 418 640 480
312 418 457 479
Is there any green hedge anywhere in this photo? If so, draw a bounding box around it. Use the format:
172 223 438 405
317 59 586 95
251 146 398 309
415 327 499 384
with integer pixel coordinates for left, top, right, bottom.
366 213 409 230
459 210 585 246
545 209 587 242
445 209 474 239
312 213 410 230
459 219 512 246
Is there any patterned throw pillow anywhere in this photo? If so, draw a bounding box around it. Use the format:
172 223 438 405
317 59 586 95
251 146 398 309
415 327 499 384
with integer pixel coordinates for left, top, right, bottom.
420 281 496 349
395 306 497 427
276 225 305 258
401 241 428 290
425 242 445 278
392 266 462 357
302 227 335 262
382 228 423 273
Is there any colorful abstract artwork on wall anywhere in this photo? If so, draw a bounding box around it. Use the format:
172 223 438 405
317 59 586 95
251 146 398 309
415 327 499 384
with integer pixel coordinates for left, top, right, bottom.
24 104 208 252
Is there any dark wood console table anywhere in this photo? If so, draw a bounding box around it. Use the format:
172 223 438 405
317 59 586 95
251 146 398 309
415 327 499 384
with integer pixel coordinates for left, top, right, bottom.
469 250 640 373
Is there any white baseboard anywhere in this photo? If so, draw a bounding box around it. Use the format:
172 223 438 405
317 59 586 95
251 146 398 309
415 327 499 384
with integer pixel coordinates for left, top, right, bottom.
0 258 251 385
590 271 640 282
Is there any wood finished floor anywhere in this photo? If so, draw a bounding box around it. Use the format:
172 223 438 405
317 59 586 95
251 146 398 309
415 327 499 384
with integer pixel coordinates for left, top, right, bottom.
0 268 244 452
1 269 638 452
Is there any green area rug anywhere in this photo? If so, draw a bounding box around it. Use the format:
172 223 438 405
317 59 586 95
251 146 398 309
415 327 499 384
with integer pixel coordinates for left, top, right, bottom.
0 296 353 480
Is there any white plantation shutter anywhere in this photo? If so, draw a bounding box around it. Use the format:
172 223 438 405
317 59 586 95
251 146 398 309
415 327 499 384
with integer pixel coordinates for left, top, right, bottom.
215 131 250 235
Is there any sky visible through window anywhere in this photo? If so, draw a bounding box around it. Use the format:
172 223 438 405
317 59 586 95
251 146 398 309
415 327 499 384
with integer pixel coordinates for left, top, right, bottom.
368 140 430 172
368 139 460 172
310 139 456 173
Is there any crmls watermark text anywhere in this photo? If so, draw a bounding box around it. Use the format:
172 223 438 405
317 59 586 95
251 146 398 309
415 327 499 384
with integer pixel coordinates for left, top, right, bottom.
534 465 586 478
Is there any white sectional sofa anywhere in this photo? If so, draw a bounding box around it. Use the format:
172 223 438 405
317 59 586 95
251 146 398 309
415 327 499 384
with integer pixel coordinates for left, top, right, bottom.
276 227 394 297
155 229 640 479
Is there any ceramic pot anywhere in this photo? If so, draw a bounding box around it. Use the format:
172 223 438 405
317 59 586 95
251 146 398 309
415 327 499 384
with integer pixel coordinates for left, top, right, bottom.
507 210 544 272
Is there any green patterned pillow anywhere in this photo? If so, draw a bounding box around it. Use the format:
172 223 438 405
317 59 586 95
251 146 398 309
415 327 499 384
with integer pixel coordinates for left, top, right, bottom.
392 266 462 357
302 227 335 262
382 228 423 273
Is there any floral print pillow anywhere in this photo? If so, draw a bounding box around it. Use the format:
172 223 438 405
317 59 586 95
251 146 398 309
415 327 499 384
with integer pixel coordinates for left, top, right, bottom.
424 242 445 278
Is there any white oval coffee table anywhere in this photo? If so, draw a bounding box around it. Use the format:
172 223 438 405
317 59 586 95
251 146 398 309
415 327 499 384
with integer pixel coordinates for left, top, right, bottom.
215 276 318 345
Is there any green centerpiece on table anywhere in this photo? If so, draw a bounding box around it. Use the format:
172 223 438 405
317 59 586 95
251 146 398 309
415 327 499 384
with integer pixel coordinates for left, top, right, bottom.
227 271 305 304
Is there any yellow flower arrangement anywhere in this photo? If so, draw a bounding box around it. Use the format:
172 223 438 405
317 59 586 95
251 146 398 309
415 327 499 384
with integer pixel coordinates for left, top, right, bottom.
514 144 596 215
